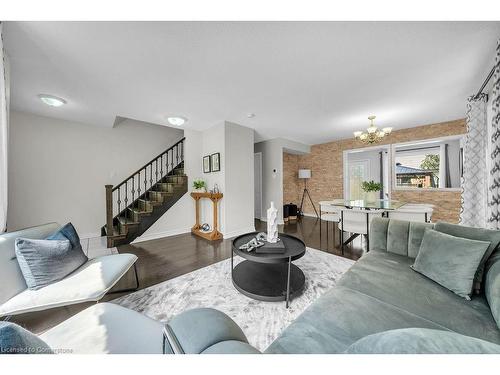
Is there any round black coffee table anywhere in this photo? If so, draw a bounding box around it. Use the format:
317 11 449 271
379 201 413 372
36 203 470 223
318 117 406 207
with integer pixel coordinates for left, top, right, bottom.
231 232 306 308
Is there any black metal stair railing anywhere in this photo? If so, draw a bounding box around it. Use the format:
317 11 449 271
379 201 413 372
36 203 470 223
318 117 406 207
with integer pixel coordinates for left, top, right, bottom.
104 137 185 243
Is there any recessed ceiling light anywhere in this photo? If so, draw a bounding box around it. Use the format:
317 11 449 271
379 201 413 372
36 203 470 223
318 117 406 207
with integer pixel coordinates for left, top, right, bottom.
167 116 187 126
247 113 256 118
38 94 66 107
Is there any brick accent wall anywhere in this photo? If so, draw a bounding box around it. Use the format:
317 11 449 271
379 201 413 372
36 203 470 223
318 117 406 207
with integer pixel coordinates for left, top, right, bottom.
283 118 466 223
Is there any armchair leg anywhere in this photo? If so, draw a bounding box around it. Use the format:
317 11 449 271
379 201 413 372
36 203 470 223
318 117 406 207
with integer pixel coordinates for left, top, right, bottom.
107 262 140 295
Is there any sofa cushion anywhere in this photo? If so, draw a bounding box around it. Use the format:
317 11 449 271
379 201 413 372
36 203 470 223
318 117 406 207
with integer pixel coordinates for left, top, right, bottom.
0 322 53 354
15 238 87 290
369 217 434 257
0 253 137 316
434 221 500 293
345 328 500 354
40 303 163 354
411 229 490 300
407 221 434 258
336 251 500 344
264 285 448 354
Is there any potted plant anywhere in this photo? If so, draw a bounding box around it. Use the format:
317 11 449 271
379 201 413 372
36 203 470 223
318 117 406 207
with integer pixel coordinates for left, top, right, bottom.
193 179 206 193
361 180 382 202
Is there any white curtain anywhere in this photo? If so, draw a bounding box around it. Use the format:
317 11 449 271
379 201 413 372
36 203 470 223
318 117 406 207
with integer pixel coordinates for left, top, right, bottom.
0 23 9 233
488 39 500 229
460 94 488 228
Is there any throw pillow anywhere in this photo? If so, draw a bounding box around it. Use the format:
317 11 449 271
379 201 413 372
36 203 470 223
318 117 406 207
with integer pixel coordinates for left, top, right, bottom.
46 222 87 261
15 237 86 290
434 221 500 294
0 322 53 354
411 228 490 300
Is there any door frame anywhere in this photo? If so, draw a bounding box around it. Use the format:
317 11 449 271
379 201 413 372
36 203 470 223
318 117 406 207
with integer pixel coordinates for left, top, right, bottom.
343 144 392 200
254 152 263 219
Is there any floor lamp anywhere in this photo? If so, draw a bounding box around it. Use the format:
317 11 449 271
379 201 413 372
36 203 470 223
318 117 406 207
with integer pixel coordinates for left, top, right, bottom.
298 169 319 218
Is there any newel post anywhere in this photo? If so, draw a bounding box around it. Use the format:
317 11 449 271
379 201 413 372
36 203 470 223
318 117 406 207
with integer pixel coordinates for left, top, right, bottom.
105 185 114 248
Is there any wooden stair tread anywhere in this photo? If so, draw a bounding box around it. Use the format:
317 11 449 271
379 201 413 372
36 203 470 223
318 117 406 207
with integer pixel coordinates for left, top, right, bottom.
118 216 139 225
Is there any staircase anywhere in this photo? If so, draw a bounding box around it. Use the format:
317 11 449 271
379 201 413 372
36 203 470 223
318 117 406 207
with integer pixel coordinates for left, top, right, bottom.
102 138 187 247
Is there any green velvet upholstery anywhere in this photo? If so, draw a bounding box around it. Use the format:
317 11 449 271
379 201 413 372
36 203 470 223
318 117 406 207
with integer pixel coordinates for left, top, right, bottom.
369 217 390 252
435 221 500 293
265 285 447 354
485 252 500 328
411 229 490 300
387 220 410 256
408 221 434 258
369 217 434 258
201 340 261 354
167 308 259 354
338 252 500 343
266 251 500 353
345 328 500 354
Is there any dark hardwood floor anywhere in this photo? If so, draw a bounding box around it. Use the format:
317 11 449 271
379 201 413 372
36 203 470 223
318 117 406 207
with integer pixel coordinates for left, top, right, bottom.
8 216 364 334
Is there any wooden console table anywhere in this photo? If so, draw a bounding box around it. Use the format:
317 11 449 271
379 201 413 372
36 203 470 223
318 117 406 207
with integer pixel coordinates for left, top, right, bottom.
191 192 223 241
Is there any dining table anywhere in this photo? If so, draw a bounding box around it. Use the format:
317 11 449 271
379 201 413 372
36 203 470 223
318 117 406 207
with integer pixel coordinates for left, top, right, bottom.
323 199 406 252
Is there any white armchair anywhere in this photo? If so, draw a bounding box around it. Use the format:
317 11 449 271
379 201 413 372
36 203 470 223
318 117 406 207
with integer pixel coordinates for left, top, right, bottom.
0 223 138 318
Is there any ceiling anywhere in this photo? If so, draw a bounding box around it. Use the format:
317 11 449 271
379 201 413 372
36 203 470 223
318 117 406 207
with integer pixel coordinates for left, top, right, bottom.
4 21 500 144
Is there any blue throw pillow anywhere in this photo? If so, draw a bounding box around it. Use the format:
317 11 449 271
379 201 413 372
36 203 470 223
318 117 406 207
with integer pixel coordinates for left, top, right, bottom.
0 322 53 354
15 237 87 290
46 222 87 258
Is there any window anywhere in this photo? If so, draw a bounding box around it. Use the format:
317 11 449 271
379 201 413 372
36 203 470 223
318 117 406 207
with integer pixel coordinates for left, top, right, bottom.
393 136 463 190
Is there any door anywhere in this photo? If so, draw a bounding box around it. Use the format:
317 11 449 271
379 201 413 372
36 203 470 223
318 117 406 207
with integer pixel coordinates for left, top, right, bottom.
254 152 262 219
346 160 370 200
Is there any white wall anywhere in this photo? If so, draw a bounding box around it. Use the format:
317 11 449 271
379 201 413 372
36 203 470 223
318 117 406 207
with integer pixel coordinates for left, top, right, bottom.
137 121 255 241
8 111 183 237
200 122 226 232
254 138 310 223
135 129 202 241
224 122 255 237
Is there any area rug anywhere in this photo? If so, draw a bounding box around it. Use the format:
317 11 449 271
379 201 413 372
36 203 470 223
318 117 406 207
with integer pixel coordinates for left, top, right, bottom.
112 247 354 351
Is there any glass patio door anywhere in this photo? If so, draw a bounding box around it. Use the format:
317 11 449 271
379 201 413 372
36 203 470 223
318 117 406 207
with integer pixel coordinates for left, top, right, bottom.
347 160 370 200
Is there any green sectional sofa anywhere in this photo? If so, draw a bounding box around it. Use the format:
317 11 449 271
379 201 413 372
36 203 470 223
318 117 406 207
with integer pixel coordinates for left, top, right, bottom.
168 217 500 354
264 218 500 353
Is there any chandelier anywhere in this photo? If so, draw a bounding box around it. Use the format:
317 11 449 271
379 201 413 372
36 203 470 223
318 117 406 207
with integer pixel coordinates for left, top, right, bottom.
354 116 393 144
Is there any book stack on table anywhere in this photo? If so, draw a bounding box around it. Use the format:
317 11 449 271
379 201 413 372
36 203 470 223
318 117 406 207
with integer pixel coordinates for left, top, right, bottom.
255 239 286 254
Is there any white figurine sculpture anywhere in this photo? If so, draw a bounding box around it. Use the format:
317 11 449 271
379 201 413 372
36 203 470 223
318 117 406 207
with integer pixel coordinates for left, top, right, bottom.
267 201 279 243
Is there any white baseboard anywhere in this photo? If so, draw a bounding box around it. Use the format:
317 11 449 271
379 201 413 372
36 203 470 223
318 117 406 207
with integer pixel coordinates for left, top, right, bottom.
132 227 192 243
223 226 256 239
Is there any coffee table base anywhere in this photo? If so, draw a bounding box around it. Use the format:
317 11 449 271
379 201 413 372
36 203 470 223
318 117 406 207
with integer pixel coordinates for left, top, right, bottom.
232 260 305 306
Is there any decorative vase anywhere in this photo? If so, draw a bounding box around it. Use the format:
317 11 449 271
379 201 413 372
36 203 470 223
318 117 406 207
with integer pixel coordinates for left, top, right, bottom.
365 191 379 203
267 201 278 243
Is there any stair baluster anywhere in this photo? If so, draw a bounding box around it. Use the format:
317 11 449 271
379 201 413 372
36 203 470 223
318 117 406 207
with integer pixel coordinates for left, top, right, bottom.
103 137 186 247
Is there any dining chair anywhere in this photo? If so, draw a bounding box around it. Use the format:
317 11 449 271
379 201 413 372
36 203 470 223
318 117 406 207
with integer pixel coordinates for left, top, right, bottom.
338 208 384 253
387 203 434 223
319 201 341 247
